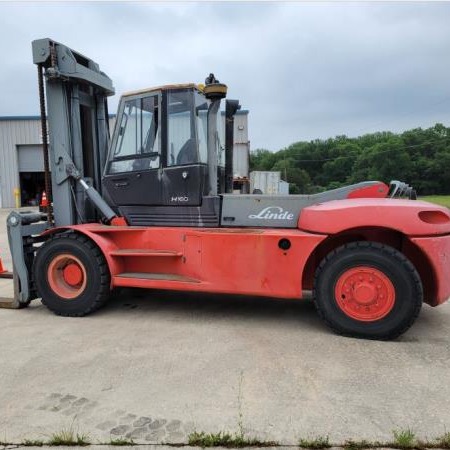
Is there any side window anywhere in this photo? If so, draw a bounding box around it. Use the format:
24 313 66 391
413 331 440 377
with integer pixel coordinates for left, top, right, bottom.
109 95 160 174
167 90 198 166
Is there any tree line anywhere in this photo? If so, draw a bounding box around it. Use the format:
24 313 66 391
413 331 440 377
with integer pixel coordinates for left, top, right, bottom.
249 123 450 195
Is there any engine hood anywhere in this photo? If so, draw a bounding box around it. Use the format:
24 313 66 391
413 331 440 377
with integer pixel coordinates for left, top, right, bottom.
298 198 450 236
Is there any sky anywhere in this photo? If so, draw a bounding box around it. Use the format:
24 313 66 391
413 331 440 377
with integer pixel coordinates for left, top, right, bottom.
0 1 450 151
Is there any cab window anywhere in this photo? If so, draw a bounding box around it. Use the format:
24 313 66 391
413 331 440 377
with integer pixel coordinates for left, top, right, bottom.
167 90 198 166
108 94 160 174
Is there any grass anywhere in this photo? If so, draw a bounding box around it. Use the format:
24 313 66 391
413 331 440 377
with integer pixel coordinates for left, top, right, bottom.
46 426 90 446
299 435 331 449
343 439 375 450
187 371 281 448
420 195 450 208
391 429 417 448
188 431 278 448
434 432 450 449
2 427 450 449
108 437 136 446
22 439 45 446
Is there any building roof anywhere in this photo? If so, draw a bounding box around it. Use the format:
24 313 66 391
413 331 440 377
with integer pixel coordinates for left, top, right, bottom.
0 115 48 121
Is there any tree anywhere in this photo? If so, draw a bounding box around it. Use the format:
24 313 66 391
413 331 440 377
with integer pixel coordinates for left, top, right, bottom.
322 142 361 188
350 138 412 185
249 149 277 171
249 124 450 195
271 158 312 194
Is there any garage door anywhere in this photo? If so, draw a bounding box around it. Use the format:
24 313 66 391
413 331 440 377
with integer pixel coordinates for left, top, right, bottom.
17 145 44 172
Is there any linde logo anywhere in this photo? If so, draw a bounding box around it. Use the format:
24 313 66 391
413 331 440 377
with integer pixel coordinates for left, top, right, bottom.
248 206 295 220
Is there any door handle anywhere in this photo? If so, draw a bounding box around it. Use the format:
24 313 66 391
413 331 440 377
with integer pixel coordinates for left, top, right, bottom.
114 181 129 188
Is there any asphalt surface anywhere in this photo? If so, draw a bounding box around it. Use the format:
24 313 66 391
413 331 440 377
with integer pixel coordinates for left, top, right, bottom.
1 208 450 445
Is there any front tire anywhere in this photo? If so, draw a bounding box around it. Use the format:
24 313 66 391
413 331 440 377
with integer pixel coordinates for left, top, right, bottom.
313 242 423 340
34 233 111 316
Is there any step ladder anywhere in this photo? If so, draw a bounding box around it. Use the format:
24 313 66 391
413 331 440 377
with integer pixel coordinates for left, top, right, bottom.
110 249 203 288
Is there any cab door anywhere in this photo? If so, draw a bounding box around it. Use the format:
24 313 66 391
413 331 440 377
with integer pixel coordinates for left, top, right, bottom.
103 93 163 206
161 89 205 206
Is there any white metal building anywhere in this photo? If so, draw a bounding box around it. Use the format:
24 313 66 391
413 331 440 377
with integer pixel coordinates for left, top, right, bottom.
250 171 290 195
0 111 249 208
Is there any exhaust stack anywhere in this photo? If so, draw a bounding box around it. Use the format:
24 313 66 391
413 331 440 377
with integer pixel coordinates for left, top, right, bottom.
203 74 227 196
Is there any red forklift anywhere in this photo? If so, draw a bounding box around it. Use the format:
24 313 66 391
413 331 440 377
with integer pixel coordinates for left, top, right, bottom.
2 38 450 340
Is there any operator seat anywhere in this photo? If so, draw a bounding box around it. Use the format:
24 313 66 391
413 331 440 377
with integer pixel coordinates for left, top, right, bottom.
176 138 197 165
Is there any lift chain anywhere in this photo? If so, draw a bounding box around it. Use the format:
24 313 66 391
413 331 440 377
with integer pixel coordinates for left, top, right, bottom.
37 63 54 225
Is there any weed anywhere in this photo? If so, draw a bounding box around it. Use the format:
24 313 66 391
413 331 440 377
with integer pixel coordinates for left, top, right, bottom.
392 429 417 449
188 431 277 448
0 431 10 446
109 437 136 446
23 439 45 446
299 435 331 449
343 439 375 450
47 426 90 446
237 370 244 439
434 432 450 449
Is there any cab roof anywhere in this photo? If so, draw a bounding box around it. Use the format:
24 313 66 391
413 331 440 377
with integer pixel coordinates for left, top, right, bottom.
121 83 201 98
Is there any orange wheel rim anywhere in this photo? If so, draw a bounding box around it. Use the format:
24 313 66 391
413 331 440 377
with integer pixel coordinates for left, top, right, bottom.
47 254 87 299
335 266 395 322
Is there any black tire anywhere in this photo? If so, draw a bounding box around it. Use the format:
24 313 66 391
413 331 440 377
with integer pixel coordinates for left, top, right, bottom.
33 233 110 316
313 241 423 340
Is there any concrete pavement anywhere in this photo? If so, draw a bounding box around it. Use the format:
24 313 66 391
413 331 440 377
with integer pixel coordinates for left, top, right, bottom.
0 208 450 445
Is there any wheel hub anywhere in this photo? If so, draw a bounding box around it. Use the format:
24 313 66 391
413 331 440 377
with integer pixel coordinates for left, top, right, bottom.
335 266 395 322
47 254 87 299
353 282 376 305
63 263 83 287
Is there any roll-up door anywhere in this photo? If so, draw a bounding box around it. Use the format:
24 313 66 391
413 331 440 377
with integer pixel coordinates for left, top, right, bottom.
17 145 44 172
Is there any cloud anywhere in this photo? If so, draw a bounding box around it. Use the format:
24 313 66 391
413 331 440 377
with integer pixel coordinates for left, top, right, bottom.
0 2 449 150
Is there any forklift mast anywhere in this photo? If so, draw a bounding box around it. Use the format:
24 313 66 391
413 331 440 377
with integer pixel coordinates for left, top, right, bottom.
1 39 117 308
32 38 115 226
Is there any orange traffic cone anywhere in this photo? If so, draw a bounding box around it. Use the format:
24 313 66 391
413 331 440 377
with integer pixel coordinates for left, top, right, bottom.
0 256 12 279
0 256 6 274
40 191 48 209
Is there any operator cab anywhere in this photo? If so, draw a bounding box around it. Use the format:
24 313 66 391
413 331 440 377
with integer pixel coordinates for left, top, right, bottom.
103 81 227 226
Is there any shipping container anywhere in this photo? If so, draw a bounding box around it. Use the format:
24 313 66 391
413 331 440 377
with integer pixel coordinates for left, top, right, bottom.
279 180 290 195
250 171 284 195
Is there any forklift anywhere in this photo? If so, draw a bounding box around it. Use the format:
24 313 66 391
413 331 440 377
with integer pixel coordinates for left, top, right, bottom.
2 38 450 340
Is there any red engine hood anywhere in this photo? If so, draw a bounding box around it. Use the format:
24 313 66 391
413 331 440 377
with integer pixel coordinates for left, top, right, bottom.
298 198 450 237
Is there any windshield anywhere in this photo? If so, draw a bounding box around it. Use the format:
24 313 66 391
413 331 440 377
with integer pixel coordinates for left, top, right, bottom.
108 94 160 174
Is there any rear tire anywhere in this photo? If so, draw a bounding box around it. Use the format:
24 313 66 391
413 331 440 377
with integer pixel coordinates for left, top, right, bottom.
313 241 423 340
34 233 110 316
